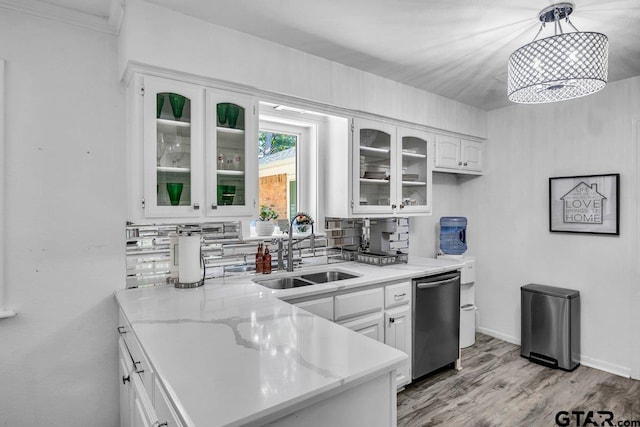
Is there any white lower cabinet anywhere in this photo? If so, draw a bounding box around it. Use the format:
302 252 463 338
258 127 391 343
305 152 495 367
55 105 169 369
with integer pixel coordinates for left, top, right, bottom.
287 281 413 389
119 312 184 427
339 311 385 342
385 305 411 387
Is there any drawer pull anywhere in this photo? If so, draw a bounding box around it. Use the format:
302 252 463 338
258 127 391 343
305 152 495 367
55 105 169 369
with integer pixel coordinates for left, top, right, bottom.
155 422 168 427
394 293 407 299
122 375 130 385
389 317 395 324
117 326 127 334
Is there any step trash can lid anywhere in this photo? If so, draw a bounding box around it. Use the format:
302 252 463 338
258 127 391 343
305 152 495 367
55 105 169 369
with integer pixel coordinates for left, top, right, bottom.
521 284 580 299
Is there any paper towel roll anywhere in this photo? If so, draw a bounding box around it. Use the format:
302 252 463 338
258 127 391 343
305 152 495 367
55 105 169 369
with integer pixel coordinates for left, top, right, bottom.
178 234 202 284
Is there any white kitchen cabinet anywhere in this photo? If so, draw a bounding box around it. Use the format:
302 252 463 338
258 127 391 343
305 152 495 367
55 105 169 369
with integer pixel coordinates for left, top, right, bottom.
142 75 205 218
334 287 384 322
294 296 334 321
119 310 181 427
205 88 258 217
434 134 484 174
119 339 133 427
130 74 257 221
352 118 433 216
339 311 385 342
385 305 411 388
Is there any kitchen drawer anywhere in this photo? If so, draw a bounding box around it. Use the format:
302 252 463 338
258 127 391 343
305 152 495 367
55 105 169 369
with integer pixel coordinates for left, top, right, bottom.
119 309 154 397
295 297 334 321
334 287 384 322
385 281 411 309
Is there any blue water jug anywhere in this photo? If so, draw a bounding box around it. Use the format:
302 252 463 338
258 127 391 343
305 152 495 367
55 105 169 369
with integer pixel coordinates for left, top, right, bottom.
439 217 467 255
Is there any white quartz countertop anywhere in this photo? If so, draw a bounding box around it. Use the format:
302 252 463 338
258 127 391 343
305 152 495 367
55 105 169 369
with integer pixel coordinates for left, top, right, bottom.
115 257 462 427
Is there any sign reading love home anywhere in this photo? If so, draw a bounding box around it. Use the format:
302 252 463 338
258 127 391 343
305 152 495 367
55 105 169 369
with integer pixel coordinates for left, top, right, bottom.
549 174 619 235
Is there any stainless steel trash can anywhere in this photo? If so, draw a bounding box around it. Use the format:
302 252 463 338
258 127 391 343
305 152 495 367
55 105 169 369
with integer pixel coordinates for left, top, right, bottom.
521 284 580 371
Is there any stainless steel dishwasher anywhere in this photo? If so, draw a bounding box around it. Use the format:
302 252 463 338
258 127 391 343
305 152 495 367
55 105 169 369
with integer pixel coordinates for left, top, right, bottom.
412 271 461 379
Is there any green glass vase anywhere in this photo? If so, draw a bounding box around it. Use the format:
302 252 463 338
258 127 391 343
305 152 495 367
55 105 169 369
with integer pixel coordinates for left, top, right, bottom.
227 104 240 128
156 94 165 118
168 93 186 120
166 182 184 206
217 103 228 126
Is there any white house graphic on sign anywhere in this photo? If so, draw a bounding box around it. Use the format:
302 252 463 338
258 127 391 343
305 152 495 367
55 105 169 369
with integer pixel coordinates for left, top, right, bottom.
561 182 606 224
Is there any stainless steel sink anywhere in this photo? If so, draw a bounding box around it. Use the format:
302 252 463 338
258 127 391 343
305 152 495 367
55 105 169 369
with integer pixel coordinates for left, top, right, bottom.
253 276 315 289
299 271 359 284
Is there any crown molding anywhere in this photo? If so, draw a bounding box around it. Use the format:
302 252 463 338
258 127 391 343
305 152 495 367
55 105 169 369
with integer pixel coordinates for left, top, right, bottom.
0 0 124 35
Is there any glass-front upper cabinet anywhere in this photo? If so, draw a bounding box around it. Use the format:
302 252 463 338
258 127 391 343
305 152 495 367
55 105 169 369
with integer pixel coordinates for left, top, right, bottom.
353 118 398 214
397 128 433 214
143 76 204 218
205 89 257 217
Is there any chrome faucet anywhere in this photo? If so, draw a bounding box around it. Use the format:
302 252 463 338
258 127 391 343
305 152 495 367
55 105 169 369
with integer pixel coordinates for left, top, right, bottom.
281 214 315 272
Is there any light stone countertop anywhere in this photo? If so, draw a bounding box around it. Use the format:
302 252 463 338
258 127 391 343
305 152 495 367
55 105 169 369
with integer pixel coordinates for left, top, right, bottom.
115 257 463 426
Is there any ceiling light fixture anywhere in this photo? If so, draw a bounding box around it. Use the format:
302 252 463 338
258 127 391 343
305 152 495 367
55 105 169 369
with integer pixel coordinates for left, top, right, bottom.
507 2 608 104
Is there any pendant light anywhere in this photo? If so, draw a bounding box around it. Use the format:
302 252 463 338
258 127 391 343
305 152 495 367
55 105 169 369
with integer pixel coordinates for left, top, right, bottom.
507 2 608 104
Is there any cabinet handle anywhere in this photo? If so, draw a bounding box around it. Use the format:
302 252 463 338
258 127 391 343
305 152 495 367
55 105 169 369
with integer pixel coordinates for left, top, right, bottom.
394 293 406 299
155 423 168 427
193 203 200 210
399 204 405 209
391 204 397 209
122 375 130 385
132 361 144 374
117 326 127 334
458 161 462 166
211 204 217 210
389 317 395 324
463 162 468 166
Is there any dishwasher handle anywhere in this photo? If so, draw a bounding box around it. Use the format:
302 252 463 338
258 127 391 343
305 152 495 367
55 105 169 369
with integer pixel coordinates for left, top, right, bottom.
416 277 459 289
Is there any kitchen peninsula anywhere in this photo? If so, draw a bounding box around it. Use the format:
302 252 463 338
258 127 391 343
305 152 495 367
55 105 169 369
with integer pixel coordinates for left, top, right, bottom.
115 258 463 427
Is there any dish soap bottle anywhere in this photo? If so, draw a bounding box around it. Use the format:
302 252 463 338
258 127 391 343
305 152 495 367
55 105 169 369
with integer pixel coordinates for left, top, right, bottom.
263 244 272 274
256 243 263 274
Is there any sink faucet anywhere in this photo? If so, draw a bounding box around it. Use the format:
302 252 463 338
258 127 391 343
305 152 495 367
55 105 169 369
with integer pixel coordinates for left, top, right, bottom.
282 213 315 272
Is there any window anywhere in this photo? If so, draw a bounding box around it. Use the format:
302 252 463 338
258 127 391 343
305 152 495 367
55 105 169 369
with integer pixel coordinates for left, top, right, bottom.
258 130 298 227
257 109 318 235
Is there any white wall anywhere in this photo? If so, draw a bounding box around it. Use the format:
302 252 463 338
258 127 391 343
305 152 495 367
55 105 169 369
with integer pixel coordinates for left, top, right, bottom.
464 77 640 377
409 172 463 257
0 10 125 427
119 0 487 140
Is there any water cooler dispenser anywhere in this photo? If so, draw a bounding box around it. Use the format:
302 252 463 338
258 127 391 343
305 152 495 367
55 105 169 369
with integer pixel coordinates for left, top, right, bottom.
437 217 477 348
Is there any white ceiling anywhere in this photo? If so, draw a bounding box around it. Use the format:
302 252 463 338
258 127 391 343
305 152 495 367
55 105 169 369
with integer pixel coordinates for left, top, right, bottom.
32 0 640 110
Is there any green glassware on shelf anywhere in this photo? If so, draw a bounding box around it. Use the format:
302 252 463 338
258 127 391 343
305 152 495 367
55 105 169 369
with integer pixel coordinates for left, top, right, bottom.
156 94 165 118
168 93 187 120
217 184 236 206
166 182 184 206
227 104 240 129
217 103 228 126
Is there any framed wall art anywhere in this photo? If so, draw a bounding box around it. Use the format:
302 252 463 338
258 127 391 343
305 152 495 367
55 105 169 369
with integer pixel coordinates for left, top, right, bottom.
549 173 619 235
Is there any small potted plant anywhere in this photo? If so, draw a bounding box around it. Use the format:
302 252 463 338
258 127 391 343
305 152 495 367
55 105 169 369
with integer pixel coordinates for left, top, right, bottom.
255 205 278 236
293 212 314 234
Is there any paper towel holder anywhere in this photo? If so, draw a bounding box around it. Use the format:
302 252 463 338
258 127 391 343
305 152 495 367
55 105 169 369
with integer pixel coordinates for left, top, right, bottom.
174 226 206 289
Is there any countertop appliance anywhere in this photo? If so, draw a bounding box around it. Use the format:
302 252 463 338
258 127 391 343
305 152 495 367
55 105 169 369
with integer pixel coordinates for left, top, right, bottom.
412 271 461 379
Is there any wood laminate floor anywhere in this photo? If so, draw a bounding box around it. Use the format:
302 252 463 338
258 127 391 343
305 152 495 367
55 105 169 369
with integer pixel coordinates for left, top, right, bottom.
398 333 640 427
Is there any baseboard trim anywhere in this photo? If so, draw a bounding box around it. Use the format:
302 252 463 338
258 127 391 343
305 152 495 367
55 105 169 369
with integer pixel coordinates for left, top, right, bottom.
476 327 632 379
476 326 520 345
580 356 631 379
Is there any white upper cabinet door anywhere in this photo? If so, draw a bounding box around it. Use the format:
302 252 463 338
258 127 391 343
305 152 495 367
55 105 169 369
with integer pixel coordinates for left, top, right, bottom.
353 118 397 215
397 128 433 215
205 89 257 217
142 76 204 218
434 134 484 174
461 139 483 172
434 134 461 170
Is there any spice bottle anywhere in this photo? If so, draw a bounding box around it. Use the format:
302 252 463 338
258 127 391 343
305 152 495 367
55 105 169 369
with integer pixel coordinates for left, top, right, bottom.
256 243 263 274
263 244 272 274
